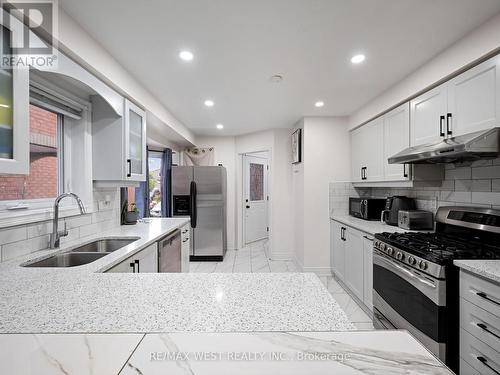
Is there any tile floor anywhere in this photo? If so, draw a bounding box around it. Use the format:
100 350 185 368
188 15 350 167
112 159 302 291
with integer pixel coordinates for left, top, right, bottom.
190 240 374 330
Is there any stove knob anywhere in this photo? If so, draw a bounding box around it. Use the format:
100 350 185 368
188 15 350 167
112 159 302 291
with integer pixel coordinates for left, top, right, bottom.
387 247 394 256
380 243 386 251
408 256 416 266
396 252 404 261
419 261 428 270
374 241 379 249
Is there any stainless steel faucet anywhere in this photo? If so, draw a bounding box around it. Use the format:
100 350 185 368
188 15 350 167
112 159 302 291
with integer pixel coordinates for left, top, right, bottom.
49 193 86 249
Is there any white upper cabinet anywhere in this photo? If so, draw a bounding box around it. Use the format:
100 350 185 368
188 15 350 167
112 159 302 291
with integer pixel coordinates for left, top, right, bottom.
362 118 384 182
124 100 147 181
92 97 147 183
350 118 384 182
410 84 448 147
447 56 500 137
384 103 410 181
411 55 500 147
0 27 30 175
350 128 364 183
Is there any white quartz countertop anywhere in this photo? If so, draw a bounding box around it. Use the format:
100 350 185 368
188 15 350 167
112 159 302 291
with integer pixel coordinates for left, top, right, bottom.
330 215 419 236
0 331 452 375
0 218 353 333
454 259 500 284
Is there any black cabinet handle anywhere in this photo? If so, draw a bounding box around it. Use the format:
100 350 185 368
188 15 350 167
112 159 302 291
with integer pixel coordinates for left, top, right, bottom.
446 113 453 135
477 291 500 307
134 259 140 273
477 356 500 375
477 323 500 340
361 167 367 180
403 163 408 178
439 115 445 137
340 227 346 241
129 262 135 273
127 159 132 177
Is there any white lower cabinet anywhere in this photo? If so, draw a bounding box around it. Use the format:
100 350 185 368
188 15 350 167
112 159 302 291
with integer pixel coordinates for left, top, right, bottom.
344 227 364 302
330 219 373 313
363 235 374 312
459 270 500 375
106 243 158 273
330 220 346 281
181 223 191 272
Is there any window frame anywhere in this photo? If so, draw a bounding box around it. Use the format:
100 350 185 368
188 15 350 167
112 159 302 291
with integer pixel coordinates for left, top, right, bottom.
0 76 93 228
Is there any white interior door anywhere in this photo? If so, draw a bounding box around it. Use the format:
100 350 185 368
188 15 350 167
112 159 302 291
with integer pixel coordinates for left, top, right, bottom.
243 154 269 245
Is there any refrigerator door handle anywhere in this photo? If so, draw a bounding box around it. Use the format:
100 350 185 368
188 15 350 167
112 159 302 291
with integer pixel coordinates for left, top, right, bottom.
190 181 197 228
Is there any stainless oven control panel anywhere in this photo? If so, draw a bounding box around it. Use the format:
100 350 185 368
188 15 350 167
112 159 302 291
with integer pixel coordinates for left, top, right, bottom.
373 239 444 279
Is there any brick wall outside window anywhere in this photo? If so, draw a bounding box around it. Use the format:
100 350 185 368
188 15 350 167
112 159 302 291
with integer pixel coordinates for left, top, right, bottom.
0 105 59 200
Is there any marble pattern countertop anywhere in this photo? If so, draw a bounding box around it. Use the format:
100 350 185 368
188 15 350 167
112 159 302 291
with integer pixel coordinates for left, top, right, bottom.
0 331 452 375
454 259 500 284
0 218 353 333
330 215 419 236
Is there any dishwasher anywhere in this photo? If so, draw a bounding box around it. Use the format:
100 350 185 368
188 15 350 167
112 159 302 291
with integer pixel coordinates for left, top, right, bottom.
158 229 182 272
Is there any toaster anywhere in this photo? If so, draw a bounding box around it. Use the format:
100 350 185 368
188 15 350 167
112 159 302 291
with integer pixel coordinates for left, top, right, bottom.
398 210 434 230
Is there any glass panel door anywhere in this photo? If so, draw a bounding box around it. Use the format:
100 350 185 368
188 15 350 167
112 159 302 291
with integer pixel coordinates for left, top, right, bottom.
128 109 143 175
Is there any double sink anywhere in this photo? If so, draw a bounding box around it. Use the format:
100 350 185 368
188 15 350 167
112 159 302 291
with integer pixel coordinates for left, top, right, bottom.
23 238 139 268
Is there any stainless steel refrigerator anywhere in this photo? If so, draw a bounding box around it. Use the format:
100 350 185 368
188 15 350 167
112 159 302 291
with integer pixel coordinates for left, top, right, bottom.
171 166 227 261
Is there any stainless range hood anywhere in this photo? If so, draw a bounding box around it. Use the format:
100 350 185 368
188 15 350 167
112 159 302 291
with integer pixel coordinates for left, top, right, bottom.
389 127 500 164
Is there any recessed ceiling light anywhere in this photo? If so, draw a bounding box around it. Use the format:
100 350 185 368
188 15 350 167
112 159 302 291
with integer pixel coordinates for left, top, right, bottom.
179 50 194 61
315 101 325 108
216 124 224 130
351 54 366 64
204 100 214 107
269 74 284 83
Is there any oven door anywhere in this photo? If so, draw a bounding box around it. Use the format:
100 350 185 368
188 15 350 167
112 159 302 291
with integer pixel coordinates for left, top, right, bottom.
373 249 447 359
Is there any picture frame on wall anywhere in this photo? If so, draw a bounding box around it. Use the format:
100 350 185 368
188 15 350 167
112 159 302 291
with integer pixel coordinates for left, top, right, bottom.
291 128 302 164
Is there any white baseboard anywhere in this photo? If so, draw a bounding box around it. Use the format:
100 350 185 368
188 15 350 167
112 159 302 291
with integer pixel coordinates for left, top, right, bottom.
269 251 293 261
300 266 332 276
292 255 332 276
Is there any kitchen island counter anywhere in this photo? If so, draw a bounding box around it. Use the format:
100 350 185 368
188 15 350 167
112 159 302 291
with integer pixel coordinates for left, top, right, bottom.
0 219 353 333
0 330 452 374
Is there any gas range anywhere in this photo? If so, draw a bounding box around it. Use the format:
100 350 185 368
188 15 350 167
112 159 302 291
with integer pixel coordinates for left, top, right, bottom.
372 206 500 373
374 231 500 279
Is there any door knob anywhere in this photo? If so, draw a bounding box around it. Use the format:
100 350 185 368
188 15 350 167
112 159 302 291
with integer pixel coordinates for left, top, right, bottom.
246 205 250 209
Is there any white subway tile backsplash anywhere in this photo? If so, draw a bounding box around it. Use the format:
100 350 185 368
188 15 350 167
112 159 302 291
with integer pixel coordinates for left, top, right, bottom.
472 165 500 179
471 179 492 192
472 192 500 206
0 187 121 263
27 222 51 239
454 180 472 192
445 167 472 180
492 179 500 192
0 226 27 245
331 159 500 217
439 191 471 203
1 235 50 262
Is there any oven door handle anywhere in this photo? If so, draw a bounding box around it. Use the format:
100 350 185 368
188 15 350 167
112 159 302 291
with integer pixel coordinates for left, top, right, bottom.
375 251 436 289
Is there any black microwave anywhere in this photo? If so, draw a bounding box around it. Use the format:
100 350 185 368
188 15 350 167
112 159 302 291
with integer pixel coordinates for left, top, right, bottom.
349 197 386 220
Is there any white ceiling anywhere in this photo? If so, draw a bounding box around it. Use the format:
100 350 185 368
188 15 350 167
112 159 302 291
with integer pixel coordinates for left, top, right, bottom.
60 0 500 136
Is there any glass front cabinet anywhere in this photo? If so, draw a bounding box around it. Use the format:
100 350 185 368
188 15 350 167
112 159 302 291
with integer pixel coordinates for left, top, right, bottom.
124 99 147 181
0 26 30 175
